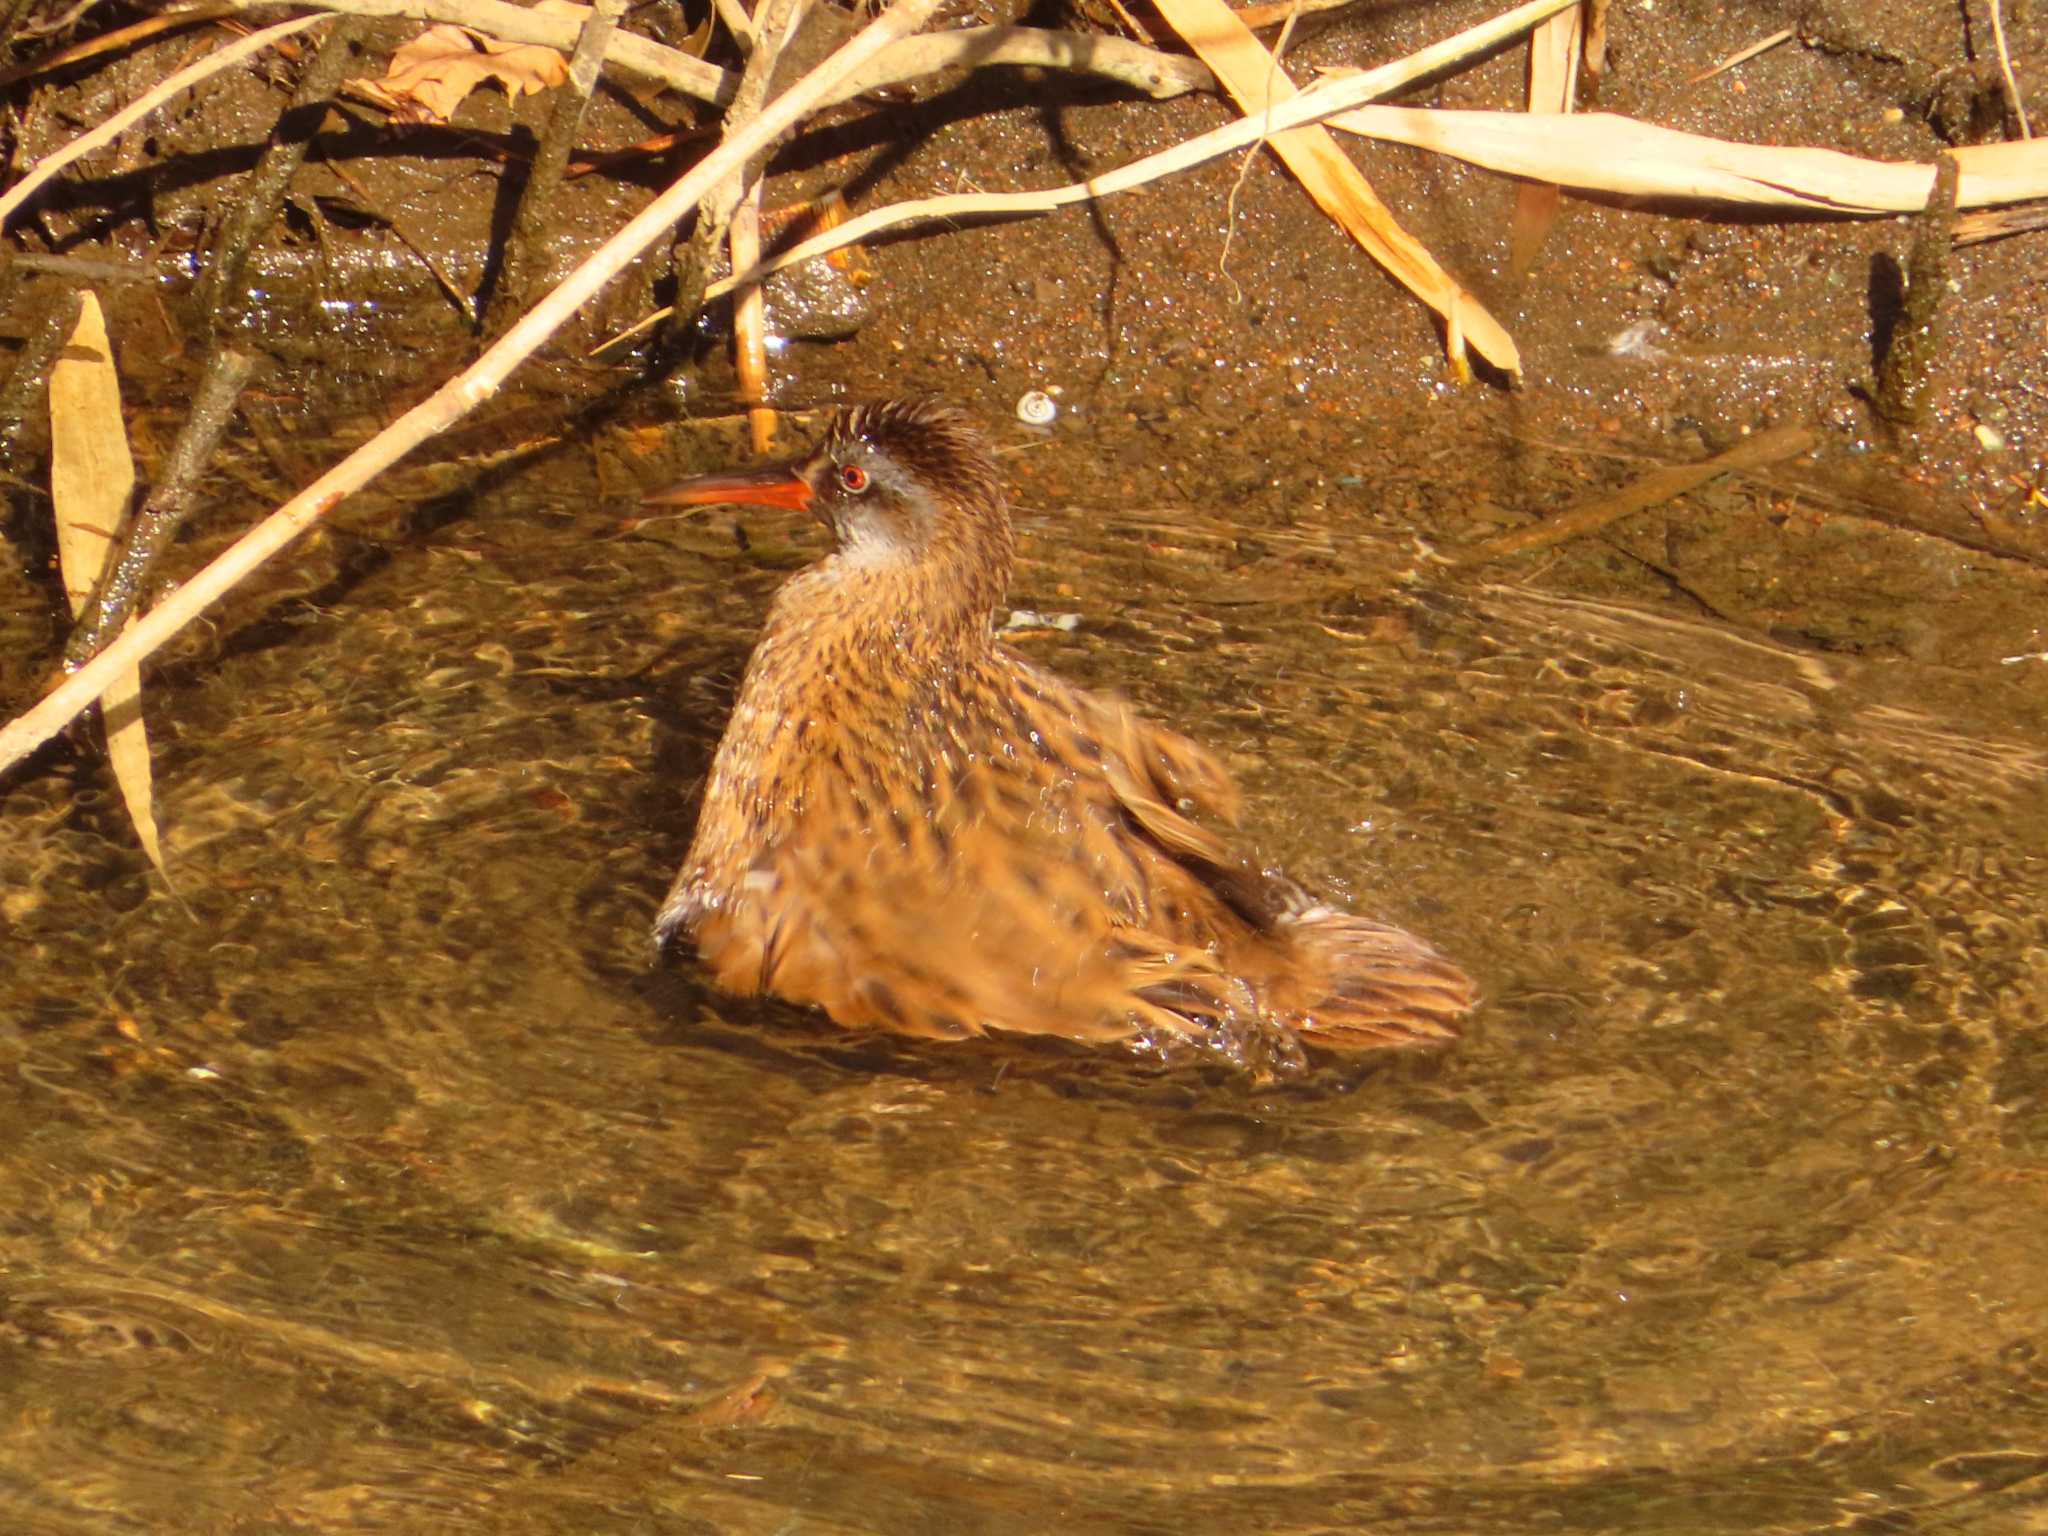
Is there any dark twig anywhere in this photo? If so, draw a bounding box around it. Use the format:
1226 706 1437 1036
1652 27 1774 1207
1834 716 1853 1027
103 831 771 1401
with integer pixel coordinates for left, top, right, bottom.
485 0 624 334
0 285 84 469
1873 152 1960 428
64 349 257 669
196 16 365 329
1456 425 1817 565
0 3 234 89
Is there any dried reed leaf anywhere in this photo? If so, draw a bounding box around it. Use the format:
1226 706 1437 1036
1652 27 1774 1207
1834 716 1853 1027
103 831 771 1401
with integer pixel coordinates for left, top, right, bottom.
1329 107 2048 213
1508 4 1581 275
1150 0 1519 378
50 293 164 877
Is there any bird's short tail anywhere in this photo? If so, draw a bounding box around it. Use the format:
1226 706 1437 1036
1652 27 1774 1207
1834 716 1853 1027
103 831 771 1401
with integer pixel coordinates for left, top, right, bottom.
1279 905 1476 1049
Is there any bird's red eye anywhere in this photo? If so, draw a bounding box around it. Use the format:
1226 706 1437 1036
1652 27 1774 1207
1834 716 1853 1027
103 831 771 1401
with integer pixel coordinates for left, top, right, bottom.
839 464 870 493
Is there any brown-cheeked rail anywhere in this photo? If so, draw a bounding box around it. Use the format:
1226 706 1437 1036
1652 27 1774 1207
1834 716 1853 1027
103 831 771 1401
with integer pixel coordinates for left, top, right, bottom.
644 400 1475 1073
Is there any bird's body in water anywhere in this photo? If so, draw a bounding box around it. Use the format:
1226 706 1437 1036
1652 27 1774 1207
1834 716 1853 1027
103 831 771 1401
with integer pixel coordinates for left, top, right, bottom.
646 400 1474 1072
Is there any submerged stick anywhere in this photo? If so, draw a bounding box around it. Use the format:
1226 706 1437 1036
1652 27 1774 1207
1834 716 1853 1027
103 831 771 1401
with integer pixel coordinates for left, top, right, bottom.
64 351 257 669
1872 153 1960 429
0 0 945 778
486 0 624 331
1457 425 1817 565
198 17 366 326
0 286 83 465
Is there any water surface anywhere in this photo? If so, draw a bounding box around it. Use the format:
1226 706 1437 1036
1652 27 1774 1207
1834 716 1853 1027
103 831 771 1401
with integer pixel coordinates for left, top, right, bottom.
3 399 2045 1534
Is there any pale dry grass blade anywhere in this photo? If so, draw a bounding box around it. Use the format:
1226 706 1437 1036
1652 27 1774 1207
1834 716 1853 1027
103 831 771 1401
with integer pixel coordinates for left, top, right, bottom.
677 88 2046 347
1686 27 1794 87
1988 0 2030 138
1326 107 2048 211
1150 0 1519 378
49 293 165 876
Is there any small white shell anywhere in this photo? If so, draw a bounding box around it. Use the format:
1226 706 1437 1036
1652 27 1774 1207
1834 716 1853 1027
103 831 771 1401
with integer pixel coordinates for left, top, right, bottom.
1015 390 1057 426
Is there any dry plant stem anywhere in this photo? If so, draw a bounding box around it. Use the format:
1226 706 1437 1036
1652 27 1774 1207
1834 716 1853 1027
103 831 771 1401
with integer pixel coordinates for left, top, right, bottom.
223 0 727 101
8 254 160 284
1686 27 1793 86
689 0 1579 318
487 0 624 331
198 16 365 326
1152 0 1519 376
678 103 2046 343
671 0 805 351
854 28 1209 102
1323 108 2048 211
0 2 234 88
729 0 809 446
713 0 755 50
64 351 257 669
731 193 773 450
1874 153 1960 428
223 2 1211 106
0 14 327 230
1458 425 1818 565
1098 0 1157 46
0 0 944 777
1955 200 2048 244
1988 0 2031 138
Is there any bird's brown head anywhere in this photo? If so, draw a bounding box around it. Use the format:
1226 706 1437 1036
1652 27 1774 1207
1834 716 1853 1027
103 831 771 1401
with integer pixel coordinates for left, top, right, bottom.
646 400 1011 586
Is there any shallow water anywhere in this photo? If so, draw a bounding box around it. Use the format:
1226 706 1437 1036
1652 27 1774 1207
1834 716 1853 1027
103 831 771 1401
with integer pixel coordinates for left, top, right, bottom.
3 397 2046 1534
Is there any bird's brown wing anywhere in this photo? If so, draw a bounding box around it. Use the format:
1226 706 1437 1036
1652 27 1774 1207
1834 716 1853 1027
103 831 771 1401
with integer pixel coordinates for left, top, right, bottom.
676 649 1471 1058
999 651 1475 1050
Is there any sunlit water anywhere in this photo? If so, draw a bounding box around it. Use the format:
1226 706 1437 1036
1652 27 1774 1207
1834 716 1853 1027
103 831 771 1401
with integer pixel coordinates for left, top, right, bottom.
3 400 2045 1534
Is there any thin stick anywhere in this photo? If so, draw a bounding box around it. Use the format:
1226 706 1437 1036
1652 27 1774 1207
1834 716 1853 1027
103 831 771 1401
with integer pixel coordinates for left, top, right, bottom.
1583 0 1610 74
1455 425 1816 565
1988 0 2031 139
0 0 234 88
0 14 327 230
611 104 2046 347
712 0 755 51
486 0 624 330
1686 27 1793 87
714 0 809 449
598 0 1579 340
223 2 1212 107
198 16 365 325
1873 153 1960 428
65 350 258 667
0 0 944 777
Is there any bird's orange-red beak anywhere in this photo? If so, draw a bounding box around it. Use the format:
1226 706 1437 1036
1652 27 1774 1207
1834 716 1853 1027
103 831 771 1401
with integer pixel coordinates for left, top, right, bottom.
641 464 815 511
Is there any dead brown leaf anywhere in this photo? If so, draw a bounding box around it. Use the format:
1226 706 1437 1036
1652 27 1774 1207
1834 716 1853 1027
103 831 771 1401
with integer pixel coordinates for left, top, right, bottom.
356 15 573 124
